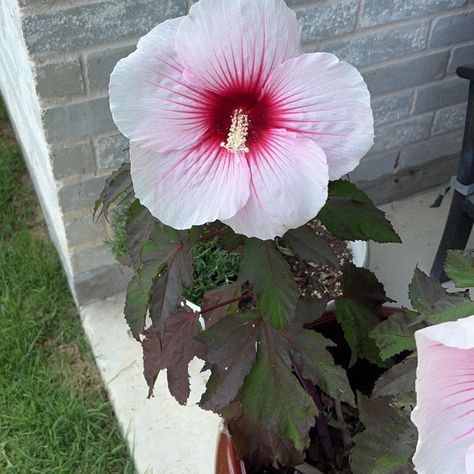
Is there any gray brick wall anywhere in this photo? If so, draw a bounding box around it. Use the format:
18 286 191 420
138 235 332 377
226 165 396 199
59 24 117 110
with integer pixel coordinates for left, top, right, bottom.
3 0 474 304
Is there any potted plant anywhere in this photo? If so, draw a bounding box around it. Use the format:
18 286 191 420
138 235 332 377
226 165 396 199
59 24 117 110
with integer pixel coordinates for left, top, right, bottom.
93 0 474 472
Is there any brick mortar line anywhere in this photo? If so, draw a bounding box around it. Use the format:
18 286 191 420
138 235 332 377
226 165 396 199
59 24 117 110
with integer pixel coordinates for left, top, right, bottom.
392 128 465 169
41 90 109 110
36 38 474 107
289 0 319 9
58 168 111 187
371 119 464 160
57 161 125 187
90 137 100 174
303 4 473 48
39 70 466 152
20 0 103 17
447 48 456 72
414 72 462 94
426 18 436 47
316 22 431 52
429 101 467 137
23 3 473 63
375 111 434 131
371 87 416 102
92 129 125 142
428 107 437 136
79 53 90 95
434 100 468 113
47 128 124 150
410 89 419 115
355 0 364 30
27 35 140 64
56 110 448 188
358 38 474 73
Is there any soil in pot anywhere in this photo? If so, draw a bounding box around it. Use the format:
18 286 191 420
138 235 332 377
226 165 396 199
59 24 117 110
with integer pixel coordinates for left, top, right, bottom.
284 221 353 300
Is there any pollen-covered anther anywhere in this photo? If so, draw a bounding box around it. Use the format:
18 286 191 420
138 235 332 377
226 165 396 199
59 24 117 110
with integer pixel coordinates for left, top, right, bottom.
220 109 250 153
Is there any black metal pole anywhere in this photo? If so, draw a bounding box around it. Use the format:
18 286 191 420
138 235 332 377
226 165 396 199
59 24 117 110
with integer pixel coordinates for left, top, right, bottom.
431 66 474 281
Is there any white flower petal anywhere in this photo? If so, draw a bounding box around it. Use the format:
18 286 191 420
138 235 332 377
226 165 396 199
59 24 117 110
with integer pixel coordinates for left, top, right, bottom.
223 128 329 239
130 141 251 230
412 316 474 474
262 53 374 180
175 0 302 94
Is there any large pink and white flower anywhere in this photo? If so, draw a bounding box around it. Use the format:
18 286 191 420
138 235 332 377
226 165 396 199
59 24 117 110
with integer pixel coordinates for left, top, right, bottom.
412 316 474 474
109 0 374 239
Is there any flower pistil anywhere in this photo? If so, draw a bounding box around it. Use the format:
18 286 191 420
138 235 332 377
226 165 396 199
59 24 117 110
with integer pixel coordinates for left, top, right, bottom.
220 109 250 153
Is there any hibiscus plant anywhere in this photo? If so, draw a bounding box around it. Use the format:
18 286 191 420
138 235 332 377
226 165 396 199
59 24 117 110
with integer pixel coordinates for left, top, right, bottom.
93 0 474 472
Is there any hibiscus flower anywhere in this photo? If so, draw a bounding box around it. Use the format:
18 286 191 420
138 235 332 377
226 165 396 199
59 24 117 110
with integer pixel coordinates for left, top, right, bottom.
412 316 474 474
109 0 373 239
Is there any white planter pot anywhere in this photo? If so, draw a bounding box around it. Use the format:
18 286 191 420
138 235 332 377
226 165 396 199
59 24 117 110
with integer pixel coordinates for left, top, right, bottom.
348 240 370 269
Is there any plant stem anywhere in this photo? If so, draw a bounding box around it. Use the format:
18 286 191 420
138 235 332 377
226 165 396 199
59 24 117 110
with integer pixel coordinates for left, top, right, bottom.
334 399 351 448
199 227 227 241
295 369 335 460
199 292 252 315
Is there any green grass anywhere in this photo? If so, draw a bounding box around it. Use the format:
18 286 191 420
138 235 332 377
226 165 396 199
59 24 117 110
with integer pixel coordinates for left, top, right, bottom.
0 102 134 473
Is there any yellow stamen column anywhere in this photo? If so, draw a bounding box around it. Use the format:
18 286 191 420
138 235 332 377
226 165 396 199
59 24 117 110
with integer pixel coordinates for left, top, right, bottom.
220 109 250 153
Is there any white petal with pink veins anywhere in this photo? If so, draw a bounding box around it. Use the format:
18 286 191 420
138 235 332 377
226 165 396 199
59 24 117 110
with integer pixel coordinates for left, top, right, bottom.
412 316 474 474
175 0 302 95
223 129 329 240
109 17 213 153
263 53 374 180
130 141 251 230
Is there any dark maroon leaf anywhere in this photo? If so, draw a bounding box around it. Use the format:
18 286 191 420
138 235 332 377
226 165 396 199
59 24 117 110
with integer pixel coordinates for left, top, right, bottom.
240 322 317 453
351 394 416 474
240 238 297 329
228 413 305 469
336 264 390 366
124 224 187 340
149 242 193 338
197 307 353 456
124 261 162 339
157 309 205 405
283 225 338 267
336 298 385 367
295 296 329 327
141 224 182 265
340 263 390 308
126 200 155 270
372 357 417 397
196 312 261 411
201 281 242 327
445 249 474 288
370 310 419 361
409 267 474 324
289 328 355 406
141 326 161 398
93 162 132 221
317 180 401 243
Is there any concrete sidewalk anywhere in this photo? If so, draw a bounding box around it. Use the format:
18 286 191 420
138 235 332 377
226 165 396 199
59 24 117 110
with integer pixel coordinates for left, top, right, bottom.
370 187 474 306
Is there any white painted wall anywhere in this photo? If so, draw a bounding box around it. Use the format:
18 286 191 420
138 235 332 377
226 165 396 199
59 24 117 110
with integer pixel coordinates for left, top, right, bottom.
0 0 73 281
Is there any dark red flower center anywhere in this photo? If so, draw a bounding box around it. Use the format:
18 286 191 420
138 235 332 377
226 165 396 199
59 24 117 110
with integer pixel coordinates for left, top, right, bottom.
210 90 272 152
